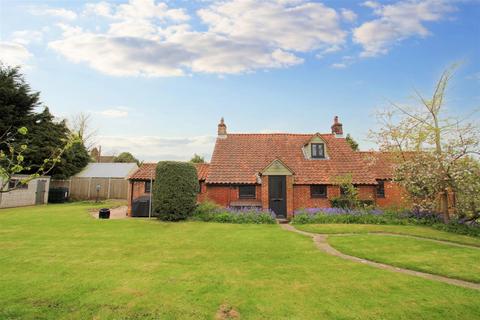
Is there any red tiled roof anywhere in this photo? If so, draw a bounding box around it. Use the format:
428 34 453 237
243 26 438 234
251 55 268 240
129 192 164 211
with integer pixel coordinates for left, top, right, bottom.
359 151 396 180
359 151 415 180
206 133 378 185
129 162 209 181
195 163 209 180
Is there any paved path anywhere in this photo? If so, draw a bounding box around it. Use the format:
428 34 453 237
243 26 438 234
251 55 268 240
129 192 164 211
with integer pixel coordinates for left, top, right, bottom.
281 224 480 291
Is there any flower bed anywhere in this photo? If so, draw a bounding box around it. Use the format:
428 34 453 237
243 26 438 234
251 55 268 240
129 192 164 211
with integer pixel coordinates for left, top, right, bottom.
192 202 276 224
291 207 442 225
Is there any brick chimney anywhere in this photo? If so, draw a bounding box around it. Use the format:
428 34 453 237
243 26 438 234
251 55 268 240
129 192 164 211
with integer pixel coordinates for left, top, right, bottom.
331 116 343 137
218 117 227 138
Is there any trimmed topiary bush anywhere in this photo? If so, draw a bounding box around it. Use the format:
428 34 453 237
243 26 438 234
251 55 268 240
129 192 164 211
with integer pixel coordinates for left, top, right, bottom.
153 161 198 221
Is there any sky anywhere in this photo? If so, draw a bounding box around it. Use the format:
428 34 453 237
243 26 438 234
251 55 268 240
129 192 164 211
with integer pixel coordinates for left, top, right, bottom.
1 0 479 162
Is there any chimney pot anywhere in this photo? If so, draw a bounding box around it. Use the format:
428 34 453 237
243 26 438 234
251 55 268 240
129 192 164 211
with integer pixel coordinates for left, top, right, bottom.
331 116 343 137
218 117 227 138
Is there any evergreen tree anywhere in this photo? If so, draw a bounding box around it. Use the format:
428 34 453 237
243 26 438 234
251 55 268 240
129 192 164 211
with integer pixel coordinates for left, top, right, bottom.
345 134 359 151
189 153 205 163
114 152 139 164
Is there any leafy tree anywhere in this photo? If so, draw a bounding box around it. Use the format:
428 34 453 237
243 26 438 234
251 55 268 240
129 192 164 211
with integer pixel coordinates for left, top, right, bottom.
69 112 98 150
53 137 91 179
370 64 480 222
0 65 38 135
330 173 359 209
114 152 139 164
0 126 69 193
153 161 198 221
0 64 89 180
345 134 359 151
189 153 205 164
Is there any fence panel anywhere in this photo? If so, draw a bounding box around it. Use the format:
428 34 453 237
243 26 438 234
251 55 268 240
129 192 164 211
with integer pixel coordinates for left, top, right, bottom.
50 178 129 200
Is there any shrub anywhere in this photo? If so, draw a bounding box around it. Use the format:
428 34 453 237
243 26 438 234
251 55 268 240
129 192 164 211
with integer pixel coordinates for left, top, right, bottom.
292 207 395 225
191 203 276 224
153 161 198 221
330 198 374 209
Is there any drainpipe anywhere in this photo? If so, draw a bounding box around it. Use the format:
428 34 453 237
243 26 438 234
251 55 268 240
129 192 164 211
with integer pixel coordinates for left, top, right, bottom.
148 175 153 219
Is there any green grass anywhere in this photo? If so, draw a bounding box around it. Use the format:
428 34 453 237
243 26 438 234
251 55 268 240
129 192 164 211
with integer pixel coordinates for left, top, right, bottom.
328 234 480 283
0 203 479 319
295 224 480 247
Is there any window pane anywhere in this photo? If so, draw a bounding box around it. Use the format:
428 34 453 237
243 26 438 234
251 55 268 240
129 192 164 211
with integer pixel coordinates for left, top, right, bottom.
311 143 325 158
310 185 327 198
145 181 151 193
239 185 256 199
376 180 385 197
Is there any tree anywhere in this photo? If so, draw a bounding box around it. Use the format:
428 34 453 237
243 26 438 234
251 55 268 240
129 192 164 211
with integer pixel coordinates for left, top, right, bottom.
345 134 359 151
52 137 91 179
153 161 198 221
370 64 480 222
330 173 359 209
1 64 89 180
114 152 139 164
189 153 205 164
0 65 38 135
0 126 69 193
69 112 98 150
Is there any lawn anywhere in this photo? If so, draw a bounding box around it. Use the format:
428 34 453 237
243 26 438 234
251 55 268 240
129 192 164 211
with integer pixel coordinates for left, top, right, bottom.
1 203 480 319
295 224 480 247
328 234 480 283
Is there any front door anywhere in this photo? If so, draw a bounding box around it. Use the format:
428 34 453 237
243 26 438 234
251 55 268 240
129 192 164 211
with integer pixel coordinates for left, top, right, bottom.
36 180 46 204
269 176 287 218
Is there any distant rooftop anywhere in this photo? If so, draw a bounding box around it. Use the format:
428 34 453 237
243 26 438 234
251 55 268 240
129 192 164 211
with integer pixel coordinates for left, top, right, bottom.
75 163 139 178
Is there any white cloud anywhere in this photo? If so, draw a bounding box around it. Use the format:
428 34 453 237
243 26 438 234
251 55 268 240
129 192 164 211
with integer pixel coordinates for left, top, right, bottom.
98 135 216 161
95 107 130 118
31 7 78 20
340 8 357 22
10 30 43 45
353 0 455 57
331 63 347 69
197 0 345 52
48 0 347 77
0 42 32 66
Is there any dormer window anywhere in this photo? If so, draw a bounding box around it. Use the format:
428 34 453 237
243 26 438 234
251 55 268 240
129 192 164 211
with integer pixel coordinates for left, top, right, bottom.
311 143 325 159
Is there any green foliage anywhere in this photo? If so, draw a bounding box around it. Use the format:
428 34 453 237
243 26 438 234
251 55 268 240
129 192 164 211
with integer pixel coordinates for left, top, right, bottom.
292 212 399 225
53 138 90 179
345 133 359 151
189 153 205 164
114 152 139 164
191 201 276 224
0 65 39 135
330 198 374 209
0 65 89 180
153 161 198 221
331 174 360 209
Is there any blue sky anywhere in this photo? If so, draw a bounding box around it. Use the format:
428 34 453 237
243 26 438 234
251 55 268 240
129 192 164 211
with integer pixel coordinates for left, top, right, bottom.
1 0 479 161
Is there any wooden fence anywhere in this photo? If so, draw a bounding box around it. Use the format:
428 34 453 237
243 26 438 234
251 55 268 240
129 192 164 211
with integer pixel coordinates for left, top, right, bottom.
50 177 129 200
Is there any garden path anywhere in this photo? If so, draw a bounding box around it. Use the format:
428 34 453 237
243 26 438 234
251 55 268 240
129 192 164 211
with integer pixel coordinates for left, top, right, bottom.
281 224 480 291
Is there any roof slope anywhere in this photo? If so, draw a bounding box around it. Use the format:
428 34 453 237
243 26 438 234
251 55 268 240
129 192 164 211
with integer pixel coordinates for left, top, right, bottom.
206 134 378 184
75 163 138 178
129 163 209 181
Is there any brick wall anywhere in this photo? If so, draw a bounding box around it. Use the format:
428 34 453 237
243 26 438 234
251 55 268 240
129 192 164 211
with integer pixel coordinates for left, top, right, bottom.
376 181 408 208
127 180 150 215
202 184 262 206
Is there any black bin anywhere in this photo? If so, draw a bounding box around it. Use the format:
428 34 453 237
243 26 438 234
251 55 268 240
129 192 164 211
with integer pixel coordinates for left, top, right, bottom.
48 187 69 203
99 208 110 219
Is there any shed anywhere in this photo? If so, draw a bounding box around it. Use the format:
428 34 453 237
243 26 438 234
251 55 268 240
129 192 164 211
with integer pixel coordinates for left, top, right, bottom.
0 175 50 209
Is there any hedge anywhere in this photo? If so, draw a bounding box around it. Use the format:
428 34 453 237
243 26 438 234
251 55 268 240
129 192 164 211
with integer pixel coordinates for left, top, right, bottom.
153 161 198 221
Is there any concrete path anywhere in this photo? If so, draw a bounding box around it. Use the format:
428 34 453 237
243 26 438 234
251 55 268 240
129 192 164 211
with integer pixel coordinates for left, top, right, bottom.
281 224 480 291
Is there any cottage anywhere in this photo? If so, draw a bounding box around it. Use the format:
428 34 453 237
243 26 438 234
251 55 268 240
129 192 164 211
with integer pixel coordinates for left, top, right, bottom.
127 117 405 218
